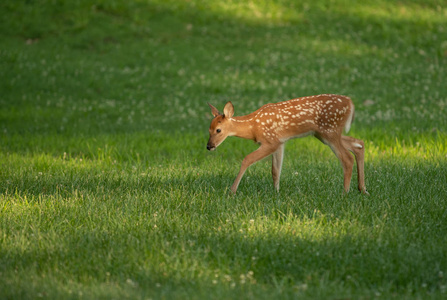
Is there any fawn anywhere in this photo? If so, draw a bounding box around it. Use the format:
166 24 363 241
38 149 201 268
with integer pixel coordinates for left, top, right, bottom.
207 94 368 194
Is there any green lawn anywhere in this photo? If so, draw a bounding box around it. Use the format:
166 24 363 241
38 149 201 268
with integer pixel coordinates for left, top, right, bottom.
1 0 446 299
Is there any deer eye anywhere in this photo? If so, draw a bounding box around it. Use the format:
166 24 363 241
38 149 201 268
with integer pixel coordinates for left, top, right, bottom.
216 129 221 133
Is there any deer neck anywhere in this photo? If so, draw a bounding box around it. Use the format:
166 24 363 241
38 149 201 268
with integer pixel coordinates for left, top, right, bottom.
229 115 256 140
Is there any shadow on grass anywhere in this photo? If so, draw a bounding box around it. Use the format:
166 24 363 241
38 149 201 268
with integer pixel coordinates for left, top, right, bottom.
1 213 446 298
2 154 447 298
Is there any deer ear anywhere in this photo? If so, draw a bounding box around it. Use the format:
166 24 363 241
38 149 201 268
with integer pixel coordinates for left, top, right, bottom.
208 103 221 117
223 101 234 118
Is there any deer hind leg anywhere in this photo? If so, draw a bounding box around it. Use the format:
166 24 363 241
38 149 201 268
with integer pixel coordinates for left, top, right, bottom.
272 143 285 192
341 136 368 194
316 133 354 193
230 144 279 194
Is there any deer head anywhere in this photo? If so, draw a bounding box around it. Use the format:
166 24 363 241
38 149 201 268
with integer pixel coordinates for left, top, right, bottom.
206 102 234 151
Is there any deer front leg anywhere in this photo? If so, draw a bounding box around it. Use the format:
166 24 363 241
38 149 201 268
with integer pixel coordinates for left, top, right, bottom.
230 144 278 194
272 143 285 192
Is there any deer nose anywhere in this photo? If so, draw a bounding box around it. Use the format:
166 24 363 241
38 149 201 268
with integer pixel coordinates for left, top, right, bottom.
207 144 212 151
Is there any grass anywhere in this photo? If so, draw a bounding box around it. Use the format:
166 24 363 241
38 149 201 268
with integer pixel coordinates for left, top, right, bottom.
1 0 447 299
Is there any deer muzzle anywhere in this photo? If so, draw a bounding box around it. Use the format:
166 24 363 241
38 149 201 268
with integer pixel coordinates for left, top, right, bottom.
206 143 216 151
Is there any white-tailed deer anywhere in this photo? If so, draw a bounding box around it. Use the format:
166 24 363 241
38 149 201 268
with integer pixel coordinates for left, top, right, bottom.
207 94 368 194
